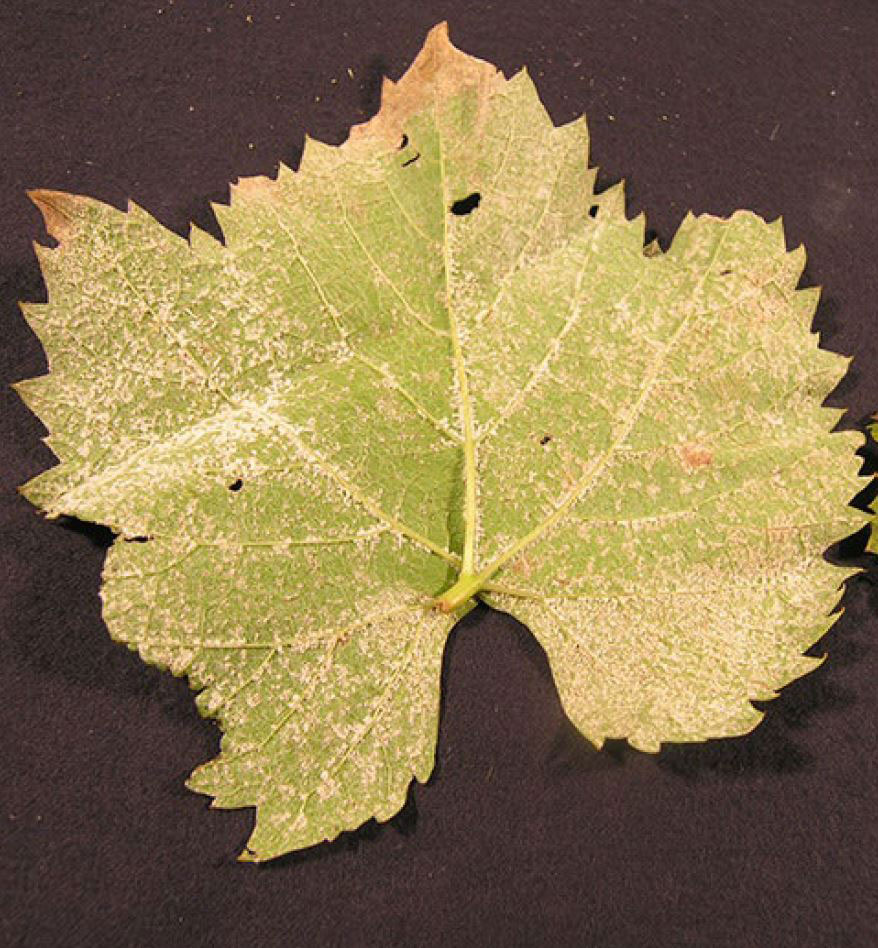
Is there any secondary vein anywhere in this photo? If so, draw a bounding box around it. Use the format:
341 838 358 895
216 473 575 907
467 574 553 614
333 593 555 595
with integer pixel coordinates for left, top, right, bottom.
477 227 733 584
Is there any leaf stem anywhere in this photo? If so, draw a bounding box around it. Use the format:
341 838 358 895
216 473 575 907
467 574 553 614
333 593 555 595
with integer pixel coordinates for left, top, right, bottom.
434 571 483 613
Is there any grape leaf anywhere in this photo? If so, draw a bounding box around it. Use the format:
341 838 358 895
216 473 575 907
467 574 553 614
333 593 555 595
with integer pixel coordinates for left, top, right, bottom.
16 23 864 862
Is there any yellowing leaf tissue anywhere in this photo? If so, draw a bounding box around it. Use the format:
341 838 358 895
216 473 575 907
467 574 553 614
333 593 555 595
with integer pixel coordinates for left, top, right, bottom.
16 23 863 861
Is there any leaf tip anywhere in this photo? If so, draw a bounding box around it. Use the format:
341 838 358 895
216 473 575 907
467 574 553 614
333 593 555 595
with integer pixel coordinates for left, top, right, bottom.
348 20 501 146
806 650 829 673
28 189 84 242
424 18 451 47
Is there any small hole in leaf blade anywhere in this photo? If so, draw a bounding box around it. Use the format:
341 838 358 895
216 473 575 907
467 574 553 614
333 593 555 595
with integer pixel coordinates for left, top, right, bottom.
588 205 598 218
539 435 552 445
450 192 481 216
399 133 409 149
401 152 420 167
228 479 243 492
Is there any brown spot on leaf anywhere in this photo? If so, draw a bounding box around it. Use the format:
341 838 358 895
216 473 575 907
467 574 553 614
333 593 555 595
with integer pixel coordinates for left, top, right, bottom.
679 444 714 471
509 555 534 579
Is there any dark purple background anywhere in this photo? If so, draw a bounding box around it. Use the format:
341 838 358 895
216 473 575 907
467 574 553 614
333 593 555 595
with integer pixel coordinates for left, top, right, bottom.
2 2 878 945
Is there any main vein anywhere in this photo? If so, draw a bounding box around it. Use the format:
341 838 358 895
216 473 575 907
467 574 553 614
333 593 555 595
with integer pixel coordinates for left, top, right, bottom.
436 98 479 575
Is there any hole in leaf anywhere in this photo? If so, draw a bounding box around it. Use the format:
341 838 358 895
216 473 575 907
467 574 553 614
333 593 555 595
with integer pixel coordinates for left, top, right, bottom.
401 152 420 168
228 478 243 492
450 192 481 216
588 205 598 218
539 434 552 446
125 535 152 543
399 133 409 150
719 268 733 276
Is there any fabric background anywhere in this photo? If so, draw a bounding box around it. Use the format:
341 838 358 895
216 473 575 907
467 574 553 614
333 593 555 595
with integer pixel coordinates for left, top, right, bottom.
2 2 877 945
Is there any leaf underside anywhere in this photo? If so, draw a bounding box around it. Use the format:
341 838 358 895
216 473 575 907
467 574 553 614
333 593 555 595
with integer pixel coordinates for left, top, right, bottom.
17 23 863 861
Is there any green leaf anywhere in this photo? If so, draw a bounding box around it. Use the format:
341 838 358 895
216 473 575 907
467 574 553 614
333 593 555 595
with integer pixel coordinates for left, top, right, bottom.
16 22 863 861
